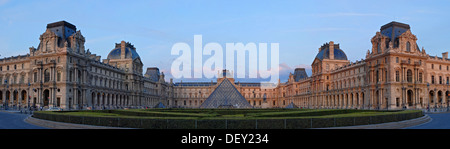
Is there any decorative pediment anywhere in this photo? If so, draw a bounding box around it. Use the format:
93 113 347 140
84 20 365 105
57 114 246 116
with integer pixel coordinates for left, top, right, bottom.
133 57 143 65
371 32 389 43
311 58 322 65
39 29 58 40
68 30 85 41
398 29 417 40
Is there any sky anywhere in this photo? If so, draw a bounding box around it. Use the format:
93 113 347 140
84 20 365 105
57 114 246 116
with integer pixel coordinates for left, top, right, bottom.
1 0 450 82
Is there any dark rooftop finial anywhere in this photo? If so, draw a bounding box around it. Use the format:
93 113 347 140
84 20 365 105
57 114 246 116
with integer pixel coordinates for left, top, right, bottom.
46 20 76 30
380 21 410 31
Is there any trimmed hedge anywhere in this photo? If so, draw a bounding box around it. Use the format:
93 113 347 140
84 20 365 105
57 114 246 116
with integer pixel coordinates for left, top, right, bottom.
32 110 423 129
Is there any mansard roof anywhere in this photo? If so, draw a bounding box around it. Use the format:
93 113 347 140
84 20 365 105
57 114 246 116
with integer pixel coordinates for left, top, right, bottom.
380 21 411 40
293 68 308 82
107 42 140 60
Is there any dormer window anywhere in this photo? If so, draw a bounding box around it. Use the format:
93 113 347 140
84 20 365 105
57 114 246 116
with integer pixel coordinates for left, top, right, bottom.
45 41 51 52
406 41 411 52
377 42 381 54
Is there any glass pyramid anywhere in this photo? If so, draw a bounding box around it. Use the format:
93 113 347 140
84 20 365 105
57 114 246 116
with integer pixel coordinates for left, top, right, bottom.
285 102 298 109
154 102 166 108
199 78 253 109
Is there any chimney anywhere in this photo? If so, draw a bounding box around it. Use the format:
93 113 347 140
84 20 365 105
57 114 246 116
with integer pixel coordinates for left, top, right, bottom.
443 52 448 59
329 41 334 59
120 41 126 59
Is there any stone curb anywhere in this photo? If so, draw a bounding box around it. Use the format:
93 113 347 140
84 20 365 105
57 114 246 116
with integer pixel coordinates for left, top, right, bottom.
322 115 431 129
24 116 131 129
25 113 431 129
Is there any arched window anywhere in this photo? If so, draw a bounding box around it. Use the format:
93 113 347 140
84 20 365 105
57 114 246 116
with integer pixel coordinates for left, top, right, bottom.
44 69 50 82
407 69 412 83
406 41 411 52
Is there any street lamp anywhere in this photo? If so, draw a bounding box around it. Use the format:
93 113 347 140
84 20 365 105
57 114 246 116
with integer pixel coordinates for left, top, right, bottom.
198 90 201 108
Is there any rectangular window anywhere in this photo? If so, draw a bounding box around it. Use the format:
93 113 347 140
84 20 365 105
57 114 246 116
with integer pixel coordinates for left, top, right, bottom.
396 98 400 107
57 72 61 82
385 71 387 82
419 73 423 83
69 71 73 82
440 76 442 84
432 76 435 84
396 71 400 82
34 72 37 82
57 98 61 107
20 75 25 84
447 77 449 85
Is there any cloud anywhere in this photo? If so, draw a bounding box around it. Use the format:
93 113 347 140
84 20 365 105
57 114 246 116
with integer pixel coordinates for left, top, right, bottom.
312 12 384 17
0 0 9 6
283 27 352 33
85 35 120 44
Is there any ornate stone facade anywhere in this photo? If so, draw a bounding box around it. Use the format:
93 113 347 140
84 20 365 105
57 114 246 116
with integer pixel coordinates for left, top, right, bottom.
0 21 447 111
168 21 449 111
283 21 447 110
0 21 169 110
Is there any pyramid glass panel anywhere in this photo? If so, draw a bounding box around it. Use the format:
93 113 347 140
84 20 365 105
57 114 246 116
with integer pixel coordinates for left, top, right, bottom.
199 78 253 109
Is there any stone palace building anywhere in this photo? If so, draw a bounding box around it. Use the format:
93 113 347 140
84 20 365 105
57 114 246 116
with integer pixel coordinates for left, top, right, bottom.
0 21 448 111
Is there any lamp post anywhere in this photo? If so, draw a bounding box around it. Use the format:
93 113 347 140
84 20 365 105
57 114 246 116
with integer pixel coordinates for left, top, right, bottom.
27 83 30 112
427 83 430 112
198 90 201 108
5 80 8 110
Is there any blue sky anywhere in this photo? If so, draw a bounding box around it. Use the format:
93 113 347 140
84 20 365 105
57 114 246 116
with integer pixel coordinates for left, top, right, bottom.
1 0 450 82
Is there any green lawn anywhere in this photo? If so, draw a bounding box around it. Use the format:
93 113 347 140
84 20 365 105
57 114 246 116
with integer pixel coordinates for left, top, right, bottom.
35 109 420 120
32 109 423 128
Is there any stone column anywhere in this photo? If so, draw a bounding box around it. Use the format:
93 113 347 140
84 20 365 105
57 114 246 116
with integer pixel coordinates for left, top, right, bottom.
433 89 438 108
9 90 13 107
2 89 5 106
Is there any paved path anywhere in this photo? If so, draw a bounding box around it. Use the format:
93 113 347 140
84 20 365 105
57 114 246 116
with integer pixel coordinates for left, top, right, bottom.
25 115 129 129
327 114 431 129
406 112 450 129
0 111 47 129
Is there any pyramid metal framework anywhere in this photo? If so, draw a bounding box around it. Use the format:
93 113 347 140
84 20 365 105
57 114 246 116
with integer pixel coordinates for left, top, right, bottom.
199 78 253 109
285 102 298 109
